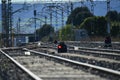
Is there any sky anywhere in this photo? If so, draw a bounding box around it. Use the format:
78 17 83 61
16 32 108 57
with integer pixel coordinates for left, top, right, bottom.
0 0 118 33
1 0 106 3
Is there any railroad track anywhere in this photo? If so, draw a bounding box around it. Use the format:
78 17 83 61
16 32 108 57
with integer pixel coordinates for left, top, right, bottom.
0 48 41 80
65 41 120 49
1 48 120 80
31 42 120 60
68 46 120 61
30 44 120 71
70 46 120 60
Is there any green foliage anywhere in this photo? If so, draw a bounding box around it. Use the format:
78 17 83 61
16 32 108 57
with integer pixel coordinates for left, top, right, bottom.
118 13 120 21
106 11 119 21
41 36 53 42
59 25 74 41
111 22 120 37
36 24 54 40
80 16 107 36
105 11 120 37
66 7 93 26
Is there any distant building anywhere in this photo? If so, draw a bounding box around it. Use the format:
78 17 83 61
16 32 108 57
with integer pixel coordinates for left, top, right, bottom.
14 36 29 46
74 29 88 41
14 33 34 46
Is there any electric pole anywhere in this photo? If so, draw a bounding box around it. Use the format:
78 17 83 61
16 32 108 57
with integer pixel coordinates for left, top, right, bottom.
34 9 37 41
107 0 110 34
90 0 94 15
1 0 7 47
1 0 12 47
8 0 13 46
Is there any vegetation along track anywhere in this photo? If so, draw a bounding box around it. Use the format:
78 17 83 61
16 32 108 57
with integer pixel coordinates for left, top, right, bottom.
1 48 120 80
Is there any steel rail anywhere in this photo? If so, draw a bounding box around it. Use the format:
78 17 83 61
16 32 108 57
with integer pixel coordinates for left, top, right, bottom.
68 45 120 53
0 49 42 80
24 48 120 77
68 46 120 56
69 49 120 58
1 47 22 50
42 45 120 58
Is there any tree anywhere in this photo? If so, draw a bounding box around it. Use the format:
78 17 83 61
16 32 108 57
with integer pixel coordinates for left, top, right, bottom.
36 24 54 40
106 11 120 37
106 11 118 21
118 13 120 21
80 16 107 36
59 25 74 41
66 7 93 26
111 22 120 37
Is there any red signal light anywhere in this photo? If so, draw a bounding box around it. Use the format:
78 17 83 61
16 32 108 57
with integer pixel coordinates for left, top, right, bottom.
58 45 62 49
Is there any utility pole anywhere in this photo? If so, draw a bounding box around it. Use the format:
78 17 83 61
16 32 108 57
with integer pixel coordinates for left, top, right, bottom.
61 8 64 27
104 0 112 47
1 0 12 47
81 0 85 7
1 0 6 47
70 2 74 41
45 16 47 24
107 0 110 34
33 0 37 41
1 0 31 47
90 0 94 15
70 2 73 12
34 10 37 41
8 0 13 46
16 18 21 46
49 6 53 26
70 2 73 26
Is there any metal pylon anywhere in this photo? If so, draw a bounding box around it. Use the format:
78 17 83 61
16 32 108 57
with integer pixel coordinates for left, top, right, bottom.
1 0 12 47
